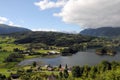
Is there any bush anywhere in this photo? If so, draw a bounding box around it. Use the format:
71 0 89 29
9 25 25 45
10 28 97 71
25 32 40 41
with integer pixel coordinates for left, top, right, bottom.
5 53 24 62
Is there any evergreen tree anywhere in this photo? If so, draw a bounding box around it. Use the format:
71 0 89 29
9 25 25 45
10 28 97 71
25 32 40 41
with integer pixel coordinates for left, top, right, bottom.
59 71 63 78
72 66 81 77
33 61 37 67
59 64 62 69
63 69 69 78
65 64 68 70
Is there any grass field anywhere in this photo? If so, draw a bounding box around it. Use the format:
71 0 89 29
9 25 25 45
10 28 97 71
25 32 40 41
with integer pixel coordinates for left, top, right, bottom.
0 68 16 77
0 36 27 51
24 55 39 59
0 51 11 63
0 43 26 51
0 62 17 77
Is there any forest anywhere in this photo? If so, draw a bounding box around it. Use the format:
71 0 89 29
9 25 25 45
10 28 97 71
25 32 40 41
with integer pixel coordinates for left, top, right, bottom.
0 61 120 80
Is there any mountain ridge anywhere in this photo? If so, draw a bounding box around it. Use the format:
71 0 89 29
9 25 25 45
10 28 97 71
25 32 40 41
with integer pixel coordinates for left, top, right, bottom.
80 27 120 37
0 24 31 34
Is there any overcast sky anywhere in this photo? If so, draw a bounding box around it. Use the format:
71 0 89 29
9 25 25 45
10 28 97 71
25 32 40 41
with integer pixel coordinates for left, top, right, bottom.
0 0 120 32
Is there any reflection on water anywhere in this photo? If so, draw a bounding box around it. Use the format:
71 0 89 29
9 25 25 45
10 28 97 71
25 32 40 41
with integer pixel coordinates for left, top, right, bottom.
19 49 120 66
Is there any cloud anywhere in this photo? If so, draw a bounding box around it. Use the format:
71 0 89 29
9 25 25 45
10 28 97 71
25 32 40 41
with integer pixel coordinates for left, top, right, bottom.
8 21 21 27
8 21 14 26
35 0 120 28
0 16 20 27
34 0 67 10
55 0 120 28
32 28 58 32
0 16 8 24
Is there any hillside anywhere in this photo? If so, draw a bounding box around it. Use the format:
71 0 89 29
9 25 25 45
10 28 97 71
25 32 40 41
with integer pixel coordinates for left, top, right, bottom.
8 31 94 47
80 27 120 37
0 24 31 34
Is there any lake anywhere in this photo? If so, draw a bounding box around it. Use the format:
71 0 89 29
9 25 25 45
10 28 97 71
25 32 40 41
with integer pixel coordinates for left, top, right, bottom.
18 49 120 66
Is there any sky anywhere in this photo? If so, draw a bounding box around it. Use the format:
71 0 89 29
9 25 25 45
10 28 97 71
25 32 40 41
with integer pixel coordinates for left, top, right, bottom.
0 0 120 33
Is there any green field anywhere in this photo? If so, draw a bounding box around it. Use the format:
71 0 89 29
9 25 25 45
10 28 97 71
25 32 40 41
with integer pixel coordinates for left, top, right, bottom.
0 37 26 77
0 68 16 77
0 43 26 51
0 52 11 63
0 62 18 76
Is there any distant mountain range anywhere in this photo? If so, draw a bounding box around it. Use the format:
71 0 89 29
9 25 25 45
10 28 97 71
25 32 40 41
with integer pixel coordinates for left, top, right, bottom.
0 24 31 34
80 27 120 37
1 24 120 38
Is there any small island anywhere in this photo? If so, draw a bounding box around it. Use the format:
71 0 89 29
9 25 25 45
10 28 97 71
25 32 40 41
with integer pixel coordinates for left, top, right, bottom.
96 47 117 56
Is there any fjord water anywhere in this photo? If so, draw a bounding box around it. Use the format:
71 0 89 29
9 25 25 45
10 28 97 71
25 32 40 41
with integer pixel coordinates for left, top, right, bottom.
19 49 120 66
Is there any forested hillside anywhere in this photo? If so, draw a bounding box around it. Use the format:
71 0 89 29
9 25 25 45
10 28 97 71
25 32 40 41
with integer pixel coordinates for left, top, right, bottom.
7 31 94 47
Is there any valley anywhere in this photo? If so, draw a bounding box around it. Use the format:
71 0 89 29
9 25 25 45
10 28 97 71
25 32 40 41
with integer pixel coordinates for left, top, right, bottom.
0 31 120 80
1 0 120 79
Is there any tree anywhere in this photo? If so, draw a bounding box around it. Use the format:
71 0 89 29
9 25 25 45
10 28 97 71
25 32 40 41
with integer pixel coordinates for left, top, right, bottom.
59 64 62 69
88 66 97 78
5 53 24 62
65 64 68 70
7 76 11 80
99 61 111 72
72 66 81 77
82 65 90 77
0 46 2 50
0 74 6 80
33 61 37 67
61 48 72 56
26 68 33 73
111 61 119 70
13 48 20 52
59 71 63 78
63 69 69 78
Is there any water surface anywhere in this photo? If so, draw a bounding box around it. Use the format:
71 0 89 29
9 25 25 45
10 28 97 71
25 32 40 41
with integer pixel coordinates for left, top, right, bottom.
19 49 120 66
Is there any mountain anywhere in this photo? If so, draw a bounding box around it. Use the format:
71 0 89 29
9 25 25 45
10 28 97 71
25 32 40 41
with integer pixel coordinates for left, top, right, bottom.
80 27 120 37
0 24 31 34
